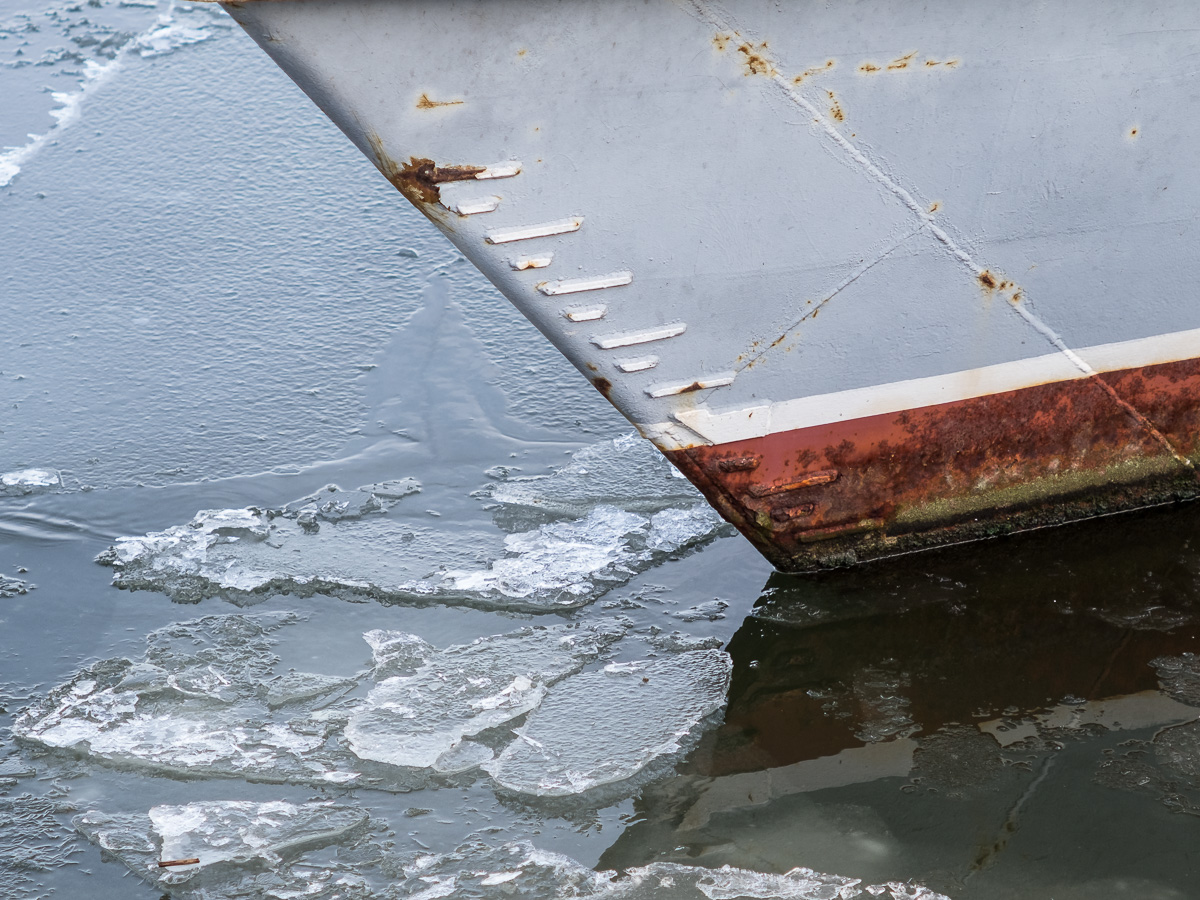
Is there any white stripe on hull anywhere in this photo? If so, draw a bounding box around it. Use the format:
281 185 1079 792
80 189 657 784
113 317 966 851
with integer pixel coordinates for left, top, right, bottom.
647 326 1200 449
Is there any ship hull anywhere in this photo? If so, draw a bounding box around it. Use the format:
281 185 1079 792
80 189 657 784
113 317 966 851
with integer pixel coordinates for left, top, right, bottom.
213 0 1200 570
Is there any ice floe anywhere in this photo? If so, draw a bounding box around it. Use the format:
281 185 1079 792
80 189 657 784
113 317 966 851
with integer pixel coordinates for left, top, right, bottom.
16 614 724 798
0 468 60 496
0 574 33 598
98 439 727 611
75 800 369 897
345 622 624 770
486 651 732 797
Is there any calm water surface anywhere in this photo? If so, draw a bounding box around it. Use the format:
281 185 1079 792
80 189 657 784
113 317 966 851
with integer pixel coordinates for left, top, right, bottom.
3 3 1200 898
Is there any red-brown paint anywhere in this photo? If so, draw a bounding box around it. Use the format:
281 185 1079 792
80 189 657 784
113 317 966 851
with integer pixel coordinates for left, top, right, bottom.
668 356 1200 571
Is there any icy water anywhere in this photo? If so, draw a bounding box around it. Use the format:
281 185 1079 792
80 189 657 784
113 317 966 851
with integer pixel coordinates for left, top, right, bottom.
4 3 1200 899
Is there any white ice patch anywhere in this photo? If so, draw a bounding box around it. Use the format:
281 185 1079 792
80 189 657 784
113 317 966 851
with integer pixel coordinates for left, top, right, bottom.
12 613 364 785
0 468 61 496
99 446 726 611
485 650 732 797
76 800 366 891
345 624 624 769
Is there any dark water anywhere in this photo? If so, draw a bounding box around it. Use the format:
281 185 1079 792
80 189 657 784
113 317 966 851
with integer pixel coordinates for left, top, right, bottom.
3 3 1200 898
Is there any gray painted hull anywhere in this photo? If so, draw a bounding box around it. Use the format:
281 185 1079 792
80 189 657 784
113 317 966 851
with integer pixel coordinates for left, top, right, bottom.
213 0 1200 569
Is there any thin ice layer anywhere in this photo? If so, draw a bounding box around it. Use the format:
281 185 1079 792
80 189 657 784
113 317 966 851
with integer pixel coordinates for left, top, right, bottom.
1 793 82 900
485 651 733 797
98 451 725 611
487 432 702 517
75 800 366 893
345 623 624 769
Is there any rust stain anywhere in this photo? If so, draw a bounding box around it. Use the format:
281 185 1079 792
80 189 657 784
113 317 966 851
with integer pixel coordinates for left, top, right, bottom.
586 362 598 372
737 41 776 77
365 134 484 208
592 376 613 399
771 503 816 522
517 48 527 57
978 269 998 290
887 52 917 70
716 456 762 473
792 59 835 85
826 90 845 122
1129 126 1140 138
713 32 732 52
929 201 941 213
749 469 840 497
677 381 708 395
858 62 881 74
416 93 464 109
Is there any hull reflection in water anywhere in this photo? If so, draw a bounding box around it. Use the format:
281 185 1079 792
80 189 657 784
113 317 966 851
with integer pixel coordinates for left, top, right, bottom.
603 504 1200 897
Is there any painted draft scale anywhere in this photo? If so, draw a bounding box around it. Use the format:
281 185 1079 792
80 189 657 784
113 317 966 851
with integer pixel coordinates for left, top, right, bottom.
214 0 1200 571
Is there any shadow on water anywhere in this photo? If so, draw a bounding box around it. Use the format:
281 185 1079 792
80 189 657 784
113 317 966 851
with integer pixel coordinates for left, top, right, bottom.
603 502 1200 898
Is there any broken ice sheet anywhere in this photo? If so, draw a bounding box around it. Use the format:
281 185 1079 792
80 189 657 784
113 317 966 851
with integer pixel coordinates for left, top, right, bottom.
75 800 367 894
97 456 726 611
15 612 631 789
345 621 625 770
387 839 950 900
13 613 363 786
485 650 732 798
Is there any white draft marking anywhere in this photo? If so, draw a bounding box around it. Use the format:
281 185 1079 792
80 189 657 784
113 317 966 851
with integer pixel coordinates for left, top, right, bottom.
616 356 659 373
564 304 607 322
646 373 736 399
474 161 522 179
442 195 500 215
592 323 687 350
538 271 632 296
509 253 554 270
485 217 583 244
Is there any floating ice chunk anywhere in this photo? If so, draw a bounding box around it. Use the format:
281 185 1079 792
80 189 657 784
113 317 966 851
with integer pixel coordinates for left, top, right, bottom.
364 630 435 677
13 614 352 784
0 575 32 599
0 468 60 496
135 17 222 57
488 432 702 517
101 496 723 611
670 600 729 622
485 650 732 797
443 504 726 605
75 800 366 892
1153 653 1200 707
346 623 624 769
